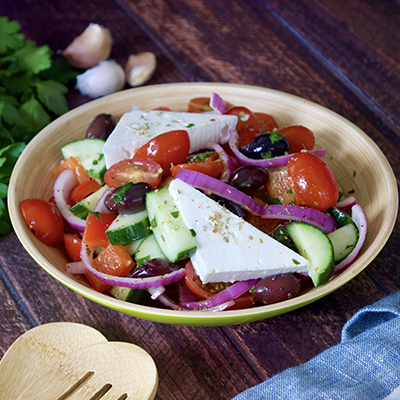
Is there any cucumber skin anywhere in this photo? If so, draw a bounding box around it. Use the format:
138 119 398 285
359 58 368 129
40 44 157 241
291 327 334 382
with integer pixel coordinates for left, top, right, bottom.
106 219 150 245
327 207 353 228
286 222 334 287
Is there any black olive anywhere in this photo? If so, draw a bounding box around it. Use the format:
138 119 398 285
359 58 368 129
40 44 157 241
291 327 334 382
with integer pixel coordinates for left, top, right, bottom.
240 132 289 160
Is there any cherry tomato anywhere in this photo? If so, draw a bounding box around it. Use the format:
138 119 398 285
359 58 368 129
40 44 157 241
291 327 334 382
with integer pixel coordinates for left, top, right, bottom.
184 261 231 299
20 199 64 246
245 213 283 235
287 152 339 211
254 112 278 133
225 106 259 133
54 156 91 184
63 233 82 262
151 106 171 111
229 292 257 310
237 129 257 148
187 97 212 113
83 213 117 247
133 130 190 176
277 125 315 153
170 153 224 178
104 158 163 189
69 179 102 204
85 270 111 293
266 168 303 206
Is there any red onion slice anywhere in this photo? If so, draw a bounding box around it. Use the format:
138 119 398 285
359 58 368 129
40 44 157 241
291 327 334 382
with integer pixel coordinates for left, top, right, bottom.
228 130 327 169
205 140 235 182
53 169 86 232
147 286 166 300
261 204 337 233
80 243 185 289
209 92 225 114
179 279 258 310
94 187 113 213
175 169 263 215
336 196 357 210
66 261 86 274
334 203 367 273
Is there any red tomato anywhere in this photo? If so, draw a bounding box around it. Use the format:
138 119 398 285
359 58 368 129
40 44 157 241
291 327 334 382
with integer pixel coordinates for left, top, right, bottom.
170 153 224 178
85 270 111 293
254 112 278 133
20 199 64 246
246 213 283 235
187 97 212 113
54 156 91 184
69 179 102 204
229 292 257 310
237 129 257 148
104 158 163 189
266 169 303 206
83 213 116 247
277 126 315 153
151 106 171 111
133 130 190 176
63 233 82 262
225 106 259 133
287 152 339 211
184 261 231 299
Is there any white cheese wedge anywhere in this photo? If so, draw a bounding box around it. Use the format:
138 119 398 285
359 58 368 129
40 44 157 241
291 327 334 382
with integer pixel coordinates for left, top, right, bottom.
168 179 310 283
103 110 238 168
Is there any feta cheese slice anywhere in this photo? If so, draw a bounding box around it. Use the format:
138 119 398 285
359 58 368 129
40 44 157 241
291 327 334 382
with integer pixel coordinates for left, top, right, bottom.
169 179 310 283
103 110 238 168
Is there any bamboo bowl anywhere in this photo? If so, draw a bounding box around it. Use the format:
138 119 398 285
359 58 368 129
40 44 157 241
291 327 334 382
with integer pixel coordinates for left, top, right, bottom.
8 83 398 326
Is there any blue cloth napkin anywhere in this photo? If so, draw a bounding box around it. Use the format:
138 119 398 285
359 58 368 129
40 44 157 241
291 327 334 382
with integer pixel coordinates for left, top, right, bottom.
232 291 400 400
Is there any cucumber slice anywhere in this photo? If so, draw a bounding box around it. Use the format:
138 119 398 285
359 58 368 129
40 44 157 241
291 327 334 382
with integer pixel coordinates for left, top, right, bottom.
135 234 166 267
124 238 143 256
146 187 197 262
70 185 109 219
61 138 106 183
286 221 334 287
108 286 148 304
327 207 354 228
106 210 150 245
328 223 358 263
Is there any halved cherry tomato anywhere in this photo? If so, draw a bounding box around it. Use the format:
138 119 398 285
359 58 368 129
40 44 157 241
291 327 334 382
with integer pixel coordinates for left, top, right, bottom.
287 152 339 211
266 168 303 206
85 270 111 293
133 130 190 176
83 212 117 247
55 156 91 184
63 233 82 262
170 153 224 178
151 106 171 111
255 112 278 133
104 158 163 189
237 129 257 148
20 199 64 246
69 179 102 204
225 106 259 133
184 261 231 299
277 125 315 153
245 213 283 235
187 97 212 113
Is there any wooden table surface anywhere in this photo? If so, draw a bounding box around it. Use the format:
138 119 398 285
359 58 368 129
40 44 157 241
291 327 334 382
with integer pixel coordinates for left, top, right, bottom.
1 1 399 399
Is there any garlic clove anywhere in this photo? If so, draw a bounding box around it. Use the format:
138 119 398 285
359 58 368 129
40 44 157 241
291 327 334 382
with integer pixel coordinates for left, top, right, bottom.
125 52 157 87
63 23 112 70
76 60 126 99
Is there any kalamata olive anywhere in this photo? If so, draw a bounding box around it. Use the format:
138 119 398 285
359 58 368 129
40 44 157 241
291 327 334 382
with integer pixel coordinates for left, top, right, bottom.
86 113 115 140
130 258 180 278
104 182 152 213
230 165 269 194
253 274 301 304
212 194 247 219
240 132 289 160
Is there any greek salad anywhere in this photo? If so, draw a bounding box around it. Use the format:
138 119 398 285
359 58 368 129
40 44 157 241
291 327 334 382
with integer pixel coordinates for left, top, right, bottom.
20 93 367 312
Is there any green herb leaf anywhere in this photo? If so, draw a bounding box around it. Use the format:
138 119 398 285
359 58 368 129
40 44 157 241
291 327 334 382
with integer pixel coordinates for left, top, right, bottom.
0 17 25 55
34 80 68 116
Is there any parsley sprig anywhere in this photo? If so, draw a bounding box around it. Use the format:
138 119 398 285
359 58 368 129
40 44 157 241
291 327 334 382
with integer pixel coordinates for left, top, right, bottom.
0 17 79 234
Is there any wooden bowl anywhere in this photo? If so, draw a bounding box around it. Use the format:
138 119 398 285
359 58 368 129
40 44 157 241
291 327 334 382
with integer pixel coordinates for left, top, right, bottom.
8 83 398 326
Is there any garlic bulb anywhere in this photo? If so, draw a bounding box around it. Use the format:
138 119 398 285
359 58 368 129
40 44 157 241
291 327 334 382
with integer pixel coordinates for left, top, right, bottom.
76 60 126 98
125 52 157 87
63 23 112 69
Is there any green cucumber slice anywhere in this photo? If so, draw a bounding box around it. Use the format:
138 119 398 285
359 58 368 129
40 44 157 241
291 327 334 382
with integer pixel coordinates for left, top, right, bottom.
135 234 166 267
108 286 148 304
328 223 358 263
70 185 109 219
286 221 334 287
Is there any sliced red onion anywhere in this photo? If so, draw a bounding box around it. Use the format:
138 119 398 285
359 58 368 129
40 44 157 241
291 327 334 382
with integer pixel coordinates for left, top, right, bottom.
80 242 185 289
334 203 367 273
205 140 235 182
209 92 225 114
94 187 113 213
228 130 327 169
147 286 166 300
53 169 86 232
178 281 199 303
66 261 86 274
155 293 185 310
336 196 357 210
179 279 258 310
261 205 337 233
175 169 263 215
